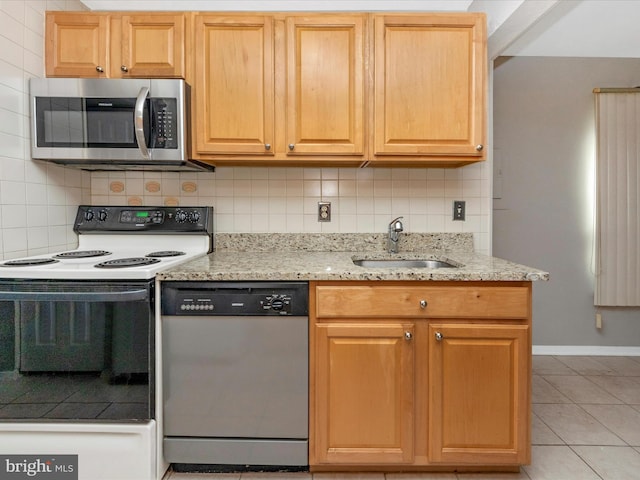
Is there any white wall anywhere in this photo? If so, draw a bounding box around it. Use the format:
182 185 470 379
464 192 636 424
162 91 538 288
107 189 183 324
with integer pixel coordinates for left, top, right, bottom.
0 0 90 260
493 56 640 348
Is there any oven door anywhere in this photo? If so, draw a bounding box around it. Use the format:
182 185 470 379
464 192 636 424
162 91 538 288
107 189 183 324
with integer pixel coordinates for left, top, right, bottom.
0 280 154 422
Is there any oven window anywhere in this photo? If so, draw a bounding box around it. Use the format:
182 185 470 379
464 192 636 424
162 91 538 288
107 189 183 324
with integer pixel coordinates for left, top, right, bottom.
0 283 154 422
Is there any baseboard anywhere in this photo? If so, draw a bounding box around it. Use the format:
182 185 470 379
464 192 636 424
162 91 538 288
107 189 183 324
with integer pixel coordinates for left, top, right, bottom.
533 345 640 356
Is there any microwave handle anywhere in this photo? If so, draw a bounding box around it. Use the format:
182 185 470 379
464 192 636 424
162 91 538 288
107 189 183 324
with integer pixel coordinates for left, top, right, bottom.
134 86 151 159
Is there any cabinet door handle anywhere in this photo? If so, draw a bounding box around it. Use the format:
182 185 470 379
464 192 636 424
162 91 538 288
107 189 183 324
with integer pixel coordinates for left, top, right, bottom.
404 331 413 341
121 65 129 72
288 143 295 151
420 299 427 309
476 144 484 152
265 143 271 151
95 65 104 73
435 332 443 341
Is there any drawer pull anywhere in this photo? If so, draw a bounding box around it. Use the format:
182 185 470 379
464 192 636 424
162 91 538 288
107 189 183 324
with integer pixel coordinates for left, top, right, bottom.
420 299 427 309
435 332 443 341
404 331 413 341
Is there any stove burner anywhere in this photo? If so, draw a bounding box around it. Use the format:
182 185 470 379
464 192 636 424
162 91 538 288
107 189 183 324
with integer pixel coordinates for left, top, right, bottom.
146 251 186 258
1 258 59 267
54 250 112 259
94 257 161 269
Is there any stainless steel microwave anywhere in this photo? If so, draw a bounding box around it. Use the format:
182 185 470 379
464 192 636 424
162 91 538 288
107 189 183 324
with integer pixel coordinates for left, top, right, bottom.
29 78 213 172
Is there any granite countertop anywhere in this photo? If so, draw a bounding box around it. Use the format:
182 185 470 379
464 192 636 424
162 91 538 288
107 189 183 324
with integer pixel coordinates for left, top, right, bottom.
157 233 549 282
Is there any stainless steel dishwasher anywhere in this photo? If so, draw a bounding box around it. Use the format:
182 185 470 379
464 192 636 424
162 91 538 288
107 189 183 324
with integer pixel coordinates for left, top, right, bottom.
160 281 309 467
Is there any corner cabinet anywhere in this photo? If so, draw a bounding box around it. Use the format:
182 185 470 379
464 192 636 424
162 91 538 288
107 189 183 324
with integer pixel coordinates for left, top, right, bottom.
45 11 187 78
309 281 531 471
192 13 366 165
370 14 487 166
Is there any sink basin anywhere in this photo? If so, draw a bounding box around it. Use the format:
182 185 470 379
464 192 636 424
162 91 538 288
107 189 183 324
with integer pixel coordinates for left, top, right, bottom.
352 259 457 269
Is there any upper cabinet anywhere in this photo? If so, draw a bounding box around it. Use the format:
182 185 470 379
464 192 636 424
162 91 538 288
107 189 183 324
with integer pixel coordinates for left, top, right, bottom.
284 15 365 157
192 13 366 166
44 10 486 167
194 15 275 156
46 12 109 77
119 14 186 77
370 14 487 166
46 12 187 78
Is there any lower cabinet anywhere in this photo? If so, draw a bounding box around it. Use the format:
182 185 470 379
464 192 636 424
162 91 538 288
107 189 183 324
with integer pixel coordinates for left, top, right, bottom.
312 323 415 464
309 281 532 470
428 323 530 465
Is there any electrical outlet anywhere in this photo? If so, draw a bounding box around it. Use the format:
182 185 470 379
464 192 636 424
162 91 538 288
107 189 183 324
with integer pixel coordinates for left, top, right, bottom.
596 313 602 329
318 202 331 222
453 201 466 221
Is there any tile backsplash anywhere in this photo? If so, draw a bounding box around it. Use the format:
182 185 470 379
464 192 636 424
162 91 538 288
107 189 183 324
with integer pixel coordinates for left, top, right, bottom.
91 163 491 254
0 0 90 260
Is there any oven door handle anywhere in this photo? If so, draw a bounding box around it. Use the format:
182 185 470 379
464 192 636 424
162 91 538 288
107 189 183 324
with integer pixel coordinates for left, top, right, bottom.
0 288 150 302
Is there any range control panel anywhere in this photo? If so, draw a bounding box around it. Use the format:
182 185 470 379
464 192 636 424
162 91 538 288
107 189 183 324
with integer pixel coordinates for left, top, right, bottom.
161 282 309 316
74 205 213 234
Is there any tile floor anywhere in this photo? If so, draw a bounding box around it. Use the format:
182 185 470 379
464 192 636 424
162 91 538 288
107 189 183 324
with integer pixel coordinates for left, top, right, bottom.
166 355 640 480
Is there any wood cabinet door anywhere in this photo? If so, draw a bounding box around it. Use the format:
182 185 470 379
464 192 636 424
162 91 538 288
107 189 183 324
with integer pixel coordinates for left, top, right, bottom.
312 323 415 465
373 14 486 157
120 14 186 78
194 15 275 155
428 324 530 465
46 12 109 77
285 15 365 156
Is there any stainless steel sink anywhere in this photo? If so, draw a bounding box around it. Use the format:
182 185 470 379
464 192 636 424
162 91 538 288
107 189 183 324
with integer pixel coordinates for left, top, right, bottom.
352 259 457 269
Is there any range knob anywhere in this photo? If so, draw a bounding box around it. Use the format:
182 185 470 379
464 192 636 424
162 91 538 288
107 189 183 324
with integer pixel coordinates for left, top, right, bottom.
97 210 108 221
84 210 95 222
175 210 188 223
188 210 201 223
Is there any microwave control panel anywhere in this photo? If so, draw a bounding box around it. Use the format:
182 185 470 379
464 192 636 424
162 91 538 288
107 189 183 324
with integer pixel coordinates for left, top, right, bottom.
150 98 177 149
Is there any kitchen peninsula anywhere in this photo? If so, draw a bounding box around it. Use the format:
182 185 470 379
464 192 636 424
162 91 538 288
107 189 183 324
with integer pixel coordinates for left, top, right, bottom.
158 233 548 473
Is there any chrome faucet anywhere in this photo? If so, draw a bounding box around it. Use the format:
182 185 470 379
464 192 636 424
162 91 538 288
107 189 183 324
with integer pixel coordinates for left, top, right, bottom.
387 216 404 253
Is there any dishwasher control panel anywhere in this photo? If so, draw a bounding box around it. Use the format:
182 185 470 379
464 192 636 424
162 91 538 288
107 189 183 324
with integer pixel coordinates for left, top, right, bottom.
161 281 308 316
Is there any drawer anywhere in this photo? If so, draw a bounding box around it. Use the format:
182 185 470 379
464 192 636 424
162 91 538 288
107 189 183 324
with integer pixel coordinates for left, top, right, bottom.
315 284 530 319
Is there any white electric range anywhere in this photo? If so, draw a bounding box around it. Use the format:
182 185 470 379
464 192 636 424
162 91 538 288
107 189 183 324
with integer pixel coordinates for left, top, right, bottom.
0 205 213 480
0 205 213 280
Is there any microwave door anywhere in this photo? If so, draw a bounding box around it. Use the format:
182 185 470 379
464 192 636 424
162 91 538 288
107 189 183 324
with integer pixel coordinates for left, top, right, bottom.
134 86 151 159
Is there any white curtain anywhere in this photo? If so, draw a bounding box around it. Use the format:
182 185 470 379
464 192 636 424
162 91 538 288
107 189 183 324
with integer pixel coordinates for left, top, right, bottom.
594 89 640 306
